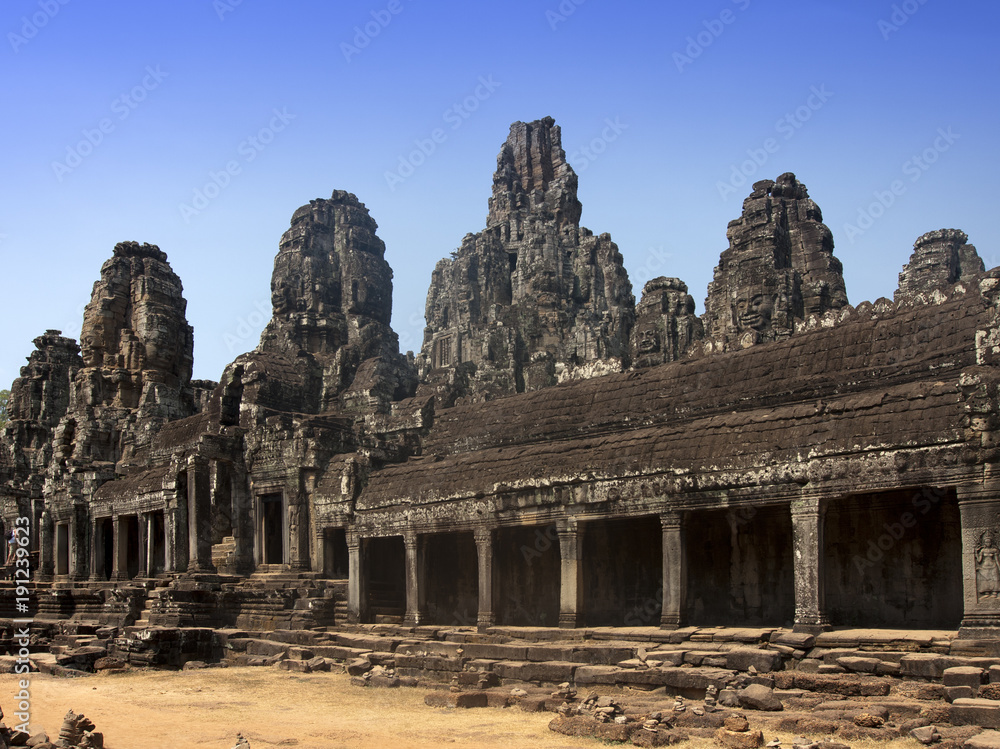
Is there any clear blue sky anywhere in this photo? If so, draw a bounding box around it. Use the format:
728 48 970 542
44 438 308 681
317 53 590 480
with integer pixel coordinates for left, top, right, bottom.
1 0 998 386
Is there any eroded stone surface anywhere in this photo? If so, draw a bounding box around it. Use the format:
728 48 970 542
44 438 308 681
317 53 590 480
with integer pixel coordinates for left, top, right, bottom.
418 117 635 403
630 278 703 367
704 173 847 350
896 229 985 301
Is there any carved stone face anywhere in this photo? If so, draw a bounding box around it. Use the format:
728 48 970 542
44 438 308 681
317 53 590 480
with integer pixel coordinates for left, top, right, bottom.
638 328 661 353
271 279 293 315
79 326 105 368
144 324 180 373
984 530 996 548
736 294 774 332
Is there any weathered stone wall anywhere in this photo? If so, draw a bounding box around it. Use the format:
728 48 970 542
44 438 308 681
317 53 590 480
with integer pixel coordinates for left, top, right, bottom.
823 489 963 628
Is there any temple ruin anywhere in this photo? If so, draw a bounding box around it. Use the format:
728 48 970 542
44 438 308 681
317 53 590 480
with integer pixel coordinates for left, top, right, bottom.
3 116 1000 650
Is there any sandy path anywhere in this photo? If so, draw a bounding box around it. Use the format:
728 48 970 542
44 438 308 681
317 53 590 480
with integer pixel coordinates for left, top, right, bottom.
0 668 597 749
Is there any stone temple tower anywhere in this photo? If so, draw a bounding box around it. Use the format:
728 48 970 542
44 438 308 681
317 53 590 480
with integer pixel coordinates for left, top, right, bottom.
419 116 635 402
704 173 848 350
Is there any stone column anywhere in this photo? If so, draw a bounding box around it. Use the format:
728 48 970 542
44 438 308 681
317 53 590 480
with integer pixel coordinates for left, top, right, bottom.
166 501 187 573
37 511 53 581
315 528 327 577
111 515 127 581
660 511 685 629
187 456 213 573
70 508 88 581
137 513 148 578
403 532 426 626
474 528 495 631
89 519 104 581
958 485 1000 633
790 497 829 632
347 532 363 623
557 519 584 629
230 476 253 575
145 514 156 575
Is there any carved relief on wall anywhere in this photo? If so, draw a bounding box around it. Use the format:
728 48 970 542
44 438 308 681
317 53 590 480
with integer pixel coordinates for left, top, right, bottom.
976 528 1000 600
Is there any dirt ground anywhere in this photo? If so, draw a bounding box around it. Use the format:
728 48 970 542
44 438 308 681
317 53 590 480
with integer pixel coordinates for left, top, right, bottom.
0 668 596 749
0 668 925 749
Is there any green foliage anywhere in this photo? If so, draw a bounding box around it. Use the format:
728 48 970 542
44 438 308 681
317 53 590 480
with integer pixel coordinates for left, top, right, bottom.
0 389 8 428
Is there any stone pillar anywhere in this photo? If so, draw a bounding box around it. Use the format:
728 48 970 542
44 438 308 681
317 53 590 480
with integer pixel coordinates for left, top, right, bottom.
137 513 148 578
146 514 156 575
660 511 685 629
89 519 104 581
958 486 1000 633
37 511 54 581
474 528 495 631
70 507 88 580
111 515 127 581
347 532 363 623
403 532 425 626
315 528 326 577
187 456 213 573
557 519 584 629
231 476 254 575
166 501 187 573
790 497 829 632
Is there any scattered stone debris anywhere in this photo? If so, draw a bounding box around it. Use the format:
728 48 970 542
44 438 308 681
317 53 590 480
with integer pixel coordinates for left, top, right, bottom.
54 709 103 748
230 734 251 749
705 685 719 713
715 712 764 749
909 725 940 744
738 684 783 712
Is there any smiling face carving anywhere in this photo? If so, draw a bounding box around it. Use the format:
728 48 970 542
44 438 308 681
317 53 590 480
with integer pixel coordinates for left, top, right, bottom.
736 293 775 332
638 328 660 353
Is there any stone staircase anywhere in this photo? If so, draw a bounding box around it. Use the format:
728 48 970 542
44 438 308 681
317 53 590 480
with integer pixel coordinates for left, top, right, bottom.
16 618 1000 734
213 624 1000 703
208 624 1000 738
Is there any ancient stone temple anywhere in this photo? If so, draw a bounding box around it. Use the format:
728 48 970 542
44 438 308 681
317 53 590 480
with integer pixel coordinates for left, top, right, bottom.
2 117 1000 652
